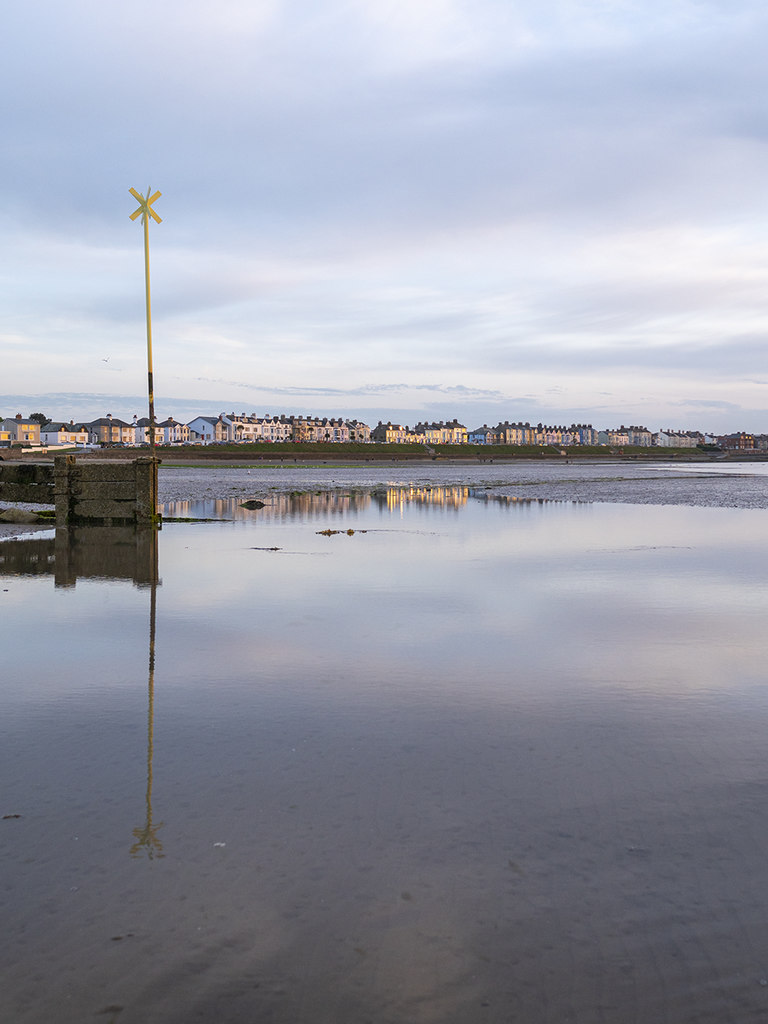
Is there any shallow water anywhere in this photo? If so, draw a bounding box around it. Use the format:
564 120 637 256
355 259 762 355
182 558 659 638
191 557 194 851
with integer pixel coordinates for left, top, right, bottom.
159 457 768 508
3 483 768 1022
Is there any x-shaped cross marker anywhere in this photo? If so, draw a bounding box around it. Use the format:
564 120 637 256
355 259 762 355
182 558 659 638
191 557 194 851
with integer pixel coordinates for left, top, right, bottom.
129 187 162 224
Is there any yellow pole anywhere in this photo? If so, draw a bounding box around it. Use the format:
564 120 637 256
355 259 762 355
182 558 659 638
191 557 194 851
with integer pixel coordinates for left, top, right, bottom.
143 210 155 452
129 187 162 454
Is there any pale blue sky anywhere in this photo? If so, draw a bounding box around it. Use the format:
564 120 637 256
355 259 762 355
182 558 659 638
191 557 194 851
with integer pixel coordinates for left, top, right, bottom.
3 0 768 432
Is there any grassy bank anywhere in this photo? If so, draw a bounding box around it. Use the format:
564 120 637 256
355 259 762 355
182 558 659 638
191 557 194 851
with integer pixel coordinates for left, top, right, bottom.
13 441 760 462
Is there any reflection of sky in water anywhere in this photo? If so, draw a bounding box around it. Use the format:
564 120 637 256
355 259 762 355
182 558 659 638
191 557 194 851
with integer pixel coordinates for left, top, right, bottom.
156 497 768 702
4 493 768 1022
4 494 767 708
665 461 768 476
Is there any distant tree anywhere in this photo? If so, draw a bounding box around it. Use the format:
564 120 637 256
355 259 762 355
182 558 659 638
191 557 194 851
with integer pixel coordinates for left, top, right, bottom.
29 412 51 426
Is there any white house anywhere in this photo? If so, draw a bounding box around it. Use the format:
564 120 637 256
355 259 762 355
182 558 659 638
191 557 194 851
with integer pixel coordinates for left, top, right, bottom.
39 421 90 446
157 417 190 444
187 415 233 443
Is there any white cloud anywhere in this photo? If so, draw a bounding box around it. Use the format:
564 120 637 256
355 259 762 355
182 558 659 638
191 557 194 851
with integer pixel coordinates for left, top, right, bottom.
4 0 768 433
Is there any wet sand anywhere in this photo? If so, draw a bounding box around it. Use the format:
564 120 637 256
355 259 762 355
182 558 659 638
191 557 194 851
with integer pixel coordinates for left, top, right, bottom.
4 674 768 1022
156 459 768 509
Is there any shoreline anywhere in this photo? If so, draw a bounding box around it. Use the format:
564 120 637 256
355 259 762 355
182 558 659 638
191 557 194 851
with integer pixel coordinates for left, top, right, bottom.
4 442 761 466
3 457 768 541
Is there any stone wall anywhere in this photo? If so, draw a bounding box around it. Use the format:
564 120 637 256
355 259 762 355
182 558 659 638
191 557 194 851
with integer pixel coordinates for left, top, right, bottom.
0 457 159 525
0 462 55 503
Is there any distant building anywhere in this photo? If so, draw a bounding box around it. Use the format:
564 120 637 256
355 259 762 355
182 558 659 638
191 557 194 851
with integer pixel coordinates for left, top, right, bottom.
187 414 233 443
626 425 653 447
571 424 598 445
468 425 493 444
0 414 41 446
87 414 136 446
412 420 467 444
39 421 89 446
598 428 630 446
654 429 701 448
259 415 293 442
716 431 754 451
372 422 409 443
346 419 371 442
157 417 190 444
132 415 190 445
494 421 533 445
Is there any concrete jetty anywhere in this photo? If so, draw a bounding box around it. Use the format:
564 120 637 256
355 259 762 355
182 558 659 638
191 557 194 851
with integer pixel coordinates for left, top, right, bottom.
0 455 159 526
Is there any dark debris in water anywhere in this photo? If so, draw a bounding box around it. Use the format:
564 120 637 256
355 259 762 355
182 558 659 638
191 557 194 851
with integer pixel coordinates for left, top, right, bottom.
317 528 368 536
162 517 230 523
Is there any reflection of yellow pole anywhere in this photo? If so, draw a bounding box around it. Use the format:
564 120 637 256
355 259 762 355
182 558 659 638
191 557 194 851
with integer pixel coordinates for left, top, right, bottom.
131 534 164 859
129 188 162 454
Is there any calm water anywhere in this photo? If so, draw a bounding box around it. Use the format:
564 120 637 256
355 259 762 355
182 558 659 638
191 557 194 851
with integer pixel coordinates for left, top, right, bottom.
158 456 768 508
3 481 768 1022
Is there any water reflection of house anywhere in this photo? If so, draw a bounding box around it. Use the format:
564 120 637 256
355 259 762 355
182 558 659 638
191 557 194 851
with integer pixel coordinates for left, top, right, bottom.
375 486 471 511
166 491 374 522
269 490 372 517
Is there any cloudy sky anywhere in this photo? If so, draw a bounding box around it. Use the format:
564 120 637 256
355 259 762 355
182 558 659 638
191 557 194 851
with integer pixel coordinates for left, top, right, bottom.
3 0 768 433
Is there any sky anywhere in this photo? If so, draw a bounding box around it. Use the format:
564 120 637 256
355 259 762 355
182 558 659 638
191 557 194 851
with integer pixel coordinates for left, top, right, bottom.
3 0 768 434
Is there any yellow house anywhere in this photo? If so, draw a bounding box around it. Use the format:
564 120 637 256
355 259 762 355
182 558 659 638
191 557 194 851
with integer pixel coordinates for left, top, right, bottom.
371 422 409 443
0 414 41 445
87 414 137 446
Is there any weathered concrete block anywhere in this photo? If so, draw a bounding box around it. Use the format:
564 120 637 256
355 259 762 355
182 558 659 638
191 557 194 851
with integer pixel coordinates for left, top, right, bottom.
70 498 138 521
71 480 138 501
0 481 55 502
53 455 159 525
65 462 135 483
0 462 55 503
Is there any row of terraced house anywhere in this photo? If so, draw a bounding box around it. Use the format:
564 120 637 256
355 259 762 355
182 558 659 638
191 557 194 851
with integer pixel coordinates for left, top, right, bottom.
0 412 762 450
0 412 373 447
374 420 720 447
